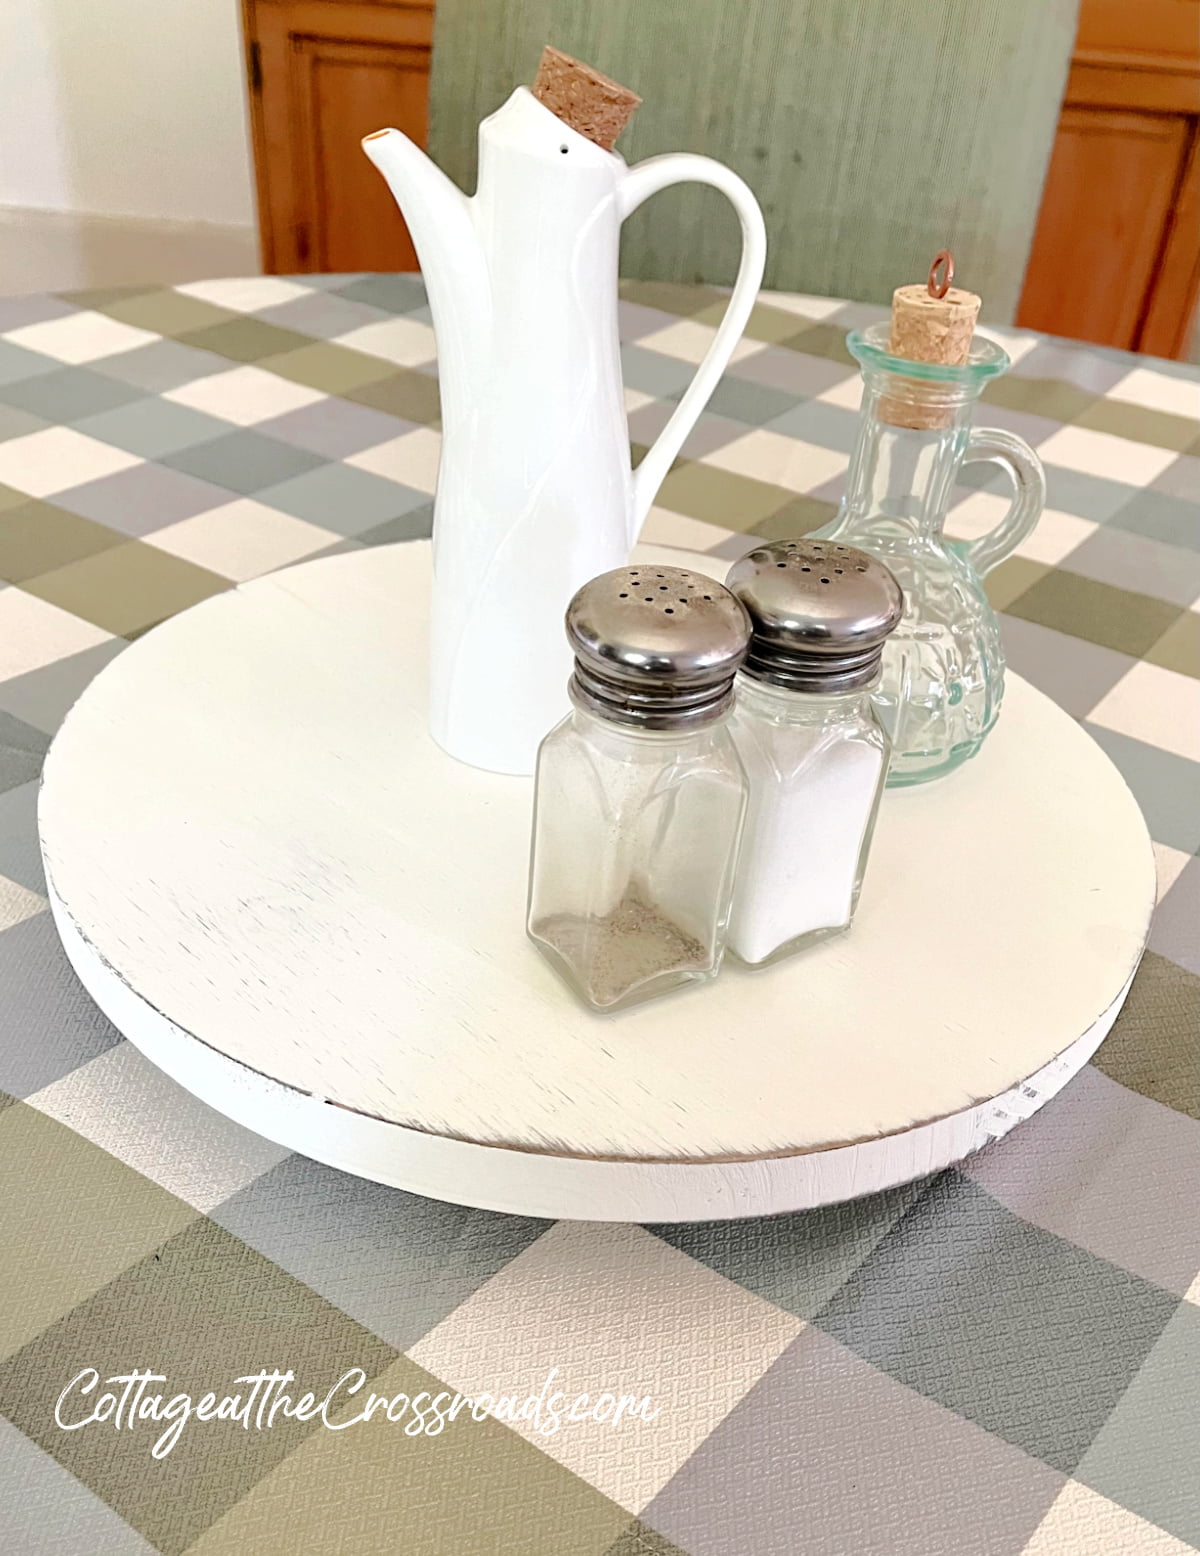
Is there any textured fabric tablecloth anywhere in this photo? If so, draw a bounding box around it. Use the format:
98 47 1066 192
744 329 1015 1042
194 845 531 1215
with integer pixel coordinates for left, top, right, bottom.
0 276 1196 1556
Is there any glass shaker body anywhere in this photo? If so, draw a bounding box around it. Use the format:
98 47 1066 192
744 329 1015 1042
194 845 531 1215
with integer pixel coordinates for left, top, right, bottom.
727 674 889 966
528 705 747 1010
724 537 903 969
526 562 751 1013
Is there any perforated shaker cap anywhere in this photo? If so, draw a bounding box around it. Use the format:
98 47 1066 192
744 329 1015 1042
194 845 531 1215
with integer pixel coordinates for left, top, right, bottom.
565 565 751 730
725 539 903 693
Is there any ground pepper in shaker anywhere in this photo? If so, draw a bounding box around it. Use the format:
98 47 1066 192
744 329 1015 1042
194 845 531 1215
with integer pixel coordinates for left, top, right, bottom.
724 539 903 967
527 564 750 1012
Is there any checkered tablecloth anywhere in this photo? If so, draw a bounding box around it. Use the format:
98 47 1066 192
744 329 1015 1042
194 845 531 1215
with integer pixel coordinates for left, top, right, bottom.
0 274 1197 1555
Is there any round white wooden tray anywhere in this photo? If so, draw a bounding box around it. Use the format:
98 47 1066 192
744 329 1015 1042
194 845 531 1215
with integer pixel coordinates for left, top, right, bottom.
38 541 1155 1222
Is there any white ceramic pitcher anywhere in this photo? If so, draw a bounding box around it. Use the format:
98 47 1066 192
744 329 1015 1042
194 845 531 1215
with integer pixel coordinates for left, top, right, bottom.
364 87 766 775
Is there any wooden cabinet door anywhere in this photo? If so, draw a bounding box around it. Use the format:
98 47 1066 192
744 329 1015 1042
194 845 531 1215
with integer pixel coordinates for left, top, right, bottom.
1016 0 1200 354
243 0 434 273
1017 106 1190 347
1139 128 1200 357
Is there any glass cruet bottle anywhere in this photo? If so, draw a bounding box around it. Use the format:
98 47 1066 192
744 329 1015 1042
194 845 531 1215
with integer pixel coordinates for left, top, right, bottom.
724 539 903 966
814 322 1045 785
527 563 750 1012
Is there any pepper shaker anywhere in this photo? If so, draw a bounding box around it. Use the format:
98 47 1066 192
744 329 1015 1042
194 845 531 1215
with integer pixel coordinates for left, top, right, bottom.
527 564 750 1011
724 539 903 966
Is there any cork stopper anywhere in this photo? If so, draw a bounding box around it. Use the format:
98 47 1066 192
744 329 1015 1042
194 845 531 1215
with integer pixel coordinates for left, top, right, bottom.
881 253 982 430
532 46 641 152
888 284 981 367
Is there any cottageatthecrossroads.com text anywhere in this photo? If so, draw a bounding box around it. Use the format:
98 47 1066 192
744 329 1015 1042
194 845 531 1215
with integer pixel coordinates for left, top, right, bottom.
56 1367 662 1458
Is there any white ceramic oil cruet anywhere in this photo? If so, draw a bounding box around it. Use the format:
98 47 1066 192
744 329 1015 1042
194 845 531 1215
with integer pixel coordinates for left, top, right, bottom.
364 50 766 775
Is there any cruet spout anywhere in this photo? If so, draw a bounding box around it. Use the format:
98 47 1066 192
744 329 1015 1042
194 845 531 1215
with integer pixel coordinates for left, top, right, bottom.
362 128 489 350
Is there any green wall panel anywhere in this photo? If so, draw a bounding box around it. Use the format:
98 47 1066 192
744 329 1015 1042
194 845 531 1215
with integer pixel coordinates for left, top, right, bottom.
428 0 1077 321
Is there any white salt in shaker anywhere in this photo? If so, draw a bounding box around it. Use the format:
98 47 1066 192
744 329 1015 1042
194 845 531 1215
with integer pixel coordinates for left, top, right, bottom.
724 539 903 966
527 564 750 1012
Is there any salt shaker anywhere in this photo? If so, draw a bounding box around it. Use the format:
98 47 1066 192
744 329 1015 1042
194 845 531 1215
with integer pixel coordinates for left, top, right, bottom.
527 564 750 1011
724 539 903 967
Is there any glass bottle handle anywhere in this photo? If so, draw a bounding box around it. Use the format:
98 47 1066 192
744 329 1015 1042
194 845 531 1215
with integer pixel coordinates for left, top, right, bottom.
961 426 1047 578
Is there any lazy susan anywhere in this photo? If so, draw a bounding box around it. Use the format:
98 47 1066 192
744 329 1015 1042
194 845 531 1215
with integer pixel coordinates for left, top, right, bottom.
38 542 1155 1221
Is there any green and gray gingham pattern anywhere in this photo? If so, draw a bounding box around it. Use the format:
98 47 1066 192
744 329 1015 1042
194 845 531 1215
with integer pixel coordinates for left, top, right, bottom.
0 275 1197 1555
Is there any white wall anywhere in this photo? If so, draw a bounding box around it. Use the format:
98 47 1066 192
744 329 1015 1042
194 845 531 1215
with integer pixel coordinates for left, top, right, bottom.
0 0 256 227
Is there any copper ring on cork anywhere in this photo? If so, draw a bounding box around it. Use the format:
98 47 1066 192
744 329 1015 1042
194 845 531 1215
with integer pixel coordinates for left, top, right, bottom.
927 250 954 300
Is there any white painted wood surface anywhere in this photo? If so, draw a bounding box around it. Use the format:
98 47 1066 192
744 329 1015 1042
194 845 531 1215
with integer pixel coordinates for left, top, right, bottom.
38 542 1156 1220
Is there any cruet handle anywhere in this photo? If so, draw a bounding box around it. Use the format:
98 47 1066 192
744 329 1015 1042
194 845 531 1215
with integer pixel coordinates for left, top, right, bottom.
960 426 1047 578
618 155 767 544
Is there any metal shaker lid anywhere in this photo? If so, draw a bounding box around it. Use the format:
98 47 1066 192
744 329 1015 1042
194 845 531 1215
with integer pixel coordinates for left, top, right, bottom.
725 539 903 692
566 564 750 729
